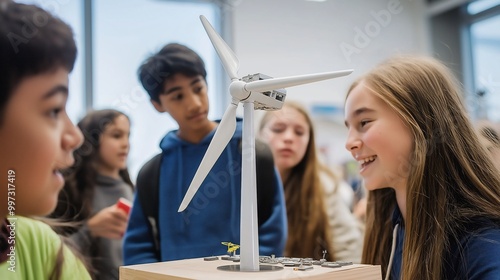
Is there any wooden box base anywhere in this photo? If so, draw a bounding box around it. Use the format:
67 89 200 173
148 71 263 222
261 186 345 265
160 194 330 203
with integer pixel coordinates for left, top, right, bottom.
120 257 381 280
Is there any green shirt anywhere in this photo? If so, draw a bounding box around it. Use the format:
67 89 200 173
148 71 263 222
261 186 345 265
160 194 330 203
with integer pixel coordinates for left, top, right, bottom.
0 216 91 279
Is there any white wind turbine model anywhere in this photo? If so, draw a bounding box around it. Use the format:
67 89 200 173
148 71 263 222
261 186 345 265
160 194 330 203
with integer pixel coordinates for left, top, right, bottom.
178 15 353 272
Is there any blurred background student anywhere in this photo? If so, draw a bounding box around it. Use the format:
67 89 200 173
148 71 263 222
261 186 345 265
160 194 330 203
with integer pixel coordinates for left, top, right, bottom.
51 109 133 280
259 101 364 262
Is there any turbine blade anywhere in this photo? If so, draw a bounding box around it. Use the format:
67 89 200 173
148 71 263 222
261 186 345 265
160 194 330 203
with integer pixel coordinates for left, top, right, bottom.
200 15 239 80
244 69 353 93
178 103 238 212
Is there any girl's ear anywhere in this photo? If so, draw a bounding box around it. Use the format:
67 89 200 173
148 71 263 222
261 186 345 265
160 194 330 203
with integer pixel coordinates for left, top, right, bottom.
151 99 165 113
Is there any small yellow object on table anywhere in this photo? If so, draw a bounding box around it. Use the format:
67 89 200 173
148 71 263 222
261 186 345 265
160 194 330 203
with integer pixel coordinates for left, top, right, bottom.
120 256 382 280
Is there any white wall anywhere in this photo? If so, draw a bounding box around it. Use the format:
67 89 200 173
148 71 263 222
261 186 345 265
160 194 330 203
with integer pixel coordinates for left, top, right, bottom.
228 0 430 165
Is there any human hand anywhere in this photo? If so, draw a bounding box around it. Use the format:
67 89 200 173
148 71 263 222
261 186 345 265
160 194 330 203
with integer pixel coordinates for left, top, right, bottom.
87 205 129 239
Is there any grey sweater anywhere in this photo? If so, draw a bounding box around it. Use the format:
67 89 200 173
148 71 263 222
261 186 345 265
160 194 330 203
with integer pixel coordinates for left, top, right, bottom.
71 174 133 280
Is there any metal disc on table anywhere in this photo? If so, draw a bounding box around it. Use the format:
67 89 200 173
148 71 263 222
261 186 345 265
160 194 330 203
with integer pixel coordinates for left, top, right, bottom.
217 265 284 272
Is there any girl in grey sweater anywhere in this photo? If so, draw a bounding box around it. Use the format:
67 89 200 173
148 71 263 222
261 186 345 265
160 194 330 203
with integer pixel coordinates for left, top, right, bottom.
51 109 134 280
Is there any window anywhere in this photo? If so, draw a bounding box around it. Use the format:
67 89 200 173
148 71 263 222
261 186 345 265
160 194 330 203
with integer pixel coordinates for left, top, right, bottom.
468 0 500 14
467 1 500 120
17 0 225 181
92 0 222 180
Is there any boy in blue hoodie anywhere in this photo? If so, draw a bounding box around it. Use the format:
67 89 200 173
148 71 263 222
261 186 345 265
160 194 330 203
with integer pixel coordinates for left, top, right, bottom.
123 43 287 264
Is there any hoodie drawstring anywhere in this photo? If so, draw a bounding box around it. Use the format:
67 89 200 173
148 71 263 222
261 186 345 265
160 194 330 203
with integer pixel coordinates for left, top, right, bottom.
385 223 399 280
177 146 186 230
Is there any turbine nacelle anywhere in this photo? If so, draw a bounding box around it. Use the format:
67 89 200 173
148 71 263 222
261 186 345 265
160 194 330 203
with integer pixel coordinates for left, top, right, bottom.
239 73 286 111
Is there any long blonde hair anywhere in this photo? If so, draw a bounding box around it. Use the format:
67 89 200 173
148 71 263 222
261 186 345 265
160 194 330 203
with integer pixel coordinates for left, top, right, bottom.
259 102 336 260
351 56 500 279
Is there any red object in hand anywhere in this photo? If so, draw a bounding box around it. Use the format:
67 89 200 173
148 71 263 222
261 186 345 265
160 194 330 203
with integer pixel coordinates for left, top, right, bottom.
116 198 132 215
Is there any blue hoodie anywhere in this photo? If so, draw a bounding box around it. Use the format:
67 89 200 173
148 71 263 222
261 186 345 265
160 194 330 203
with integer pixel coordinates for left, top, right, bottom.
123 119 287 265
389 207 500 279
